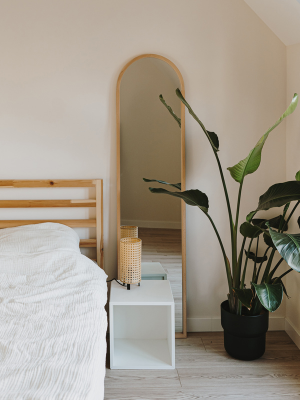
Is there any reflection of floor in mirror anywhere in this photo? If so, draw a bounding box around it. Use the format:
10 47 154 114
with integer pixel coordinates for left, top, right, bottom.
138 228 182 333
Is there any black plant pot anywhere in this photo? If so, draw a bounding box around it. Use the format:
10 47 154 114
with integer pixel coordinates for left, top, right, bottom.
221 300 269 361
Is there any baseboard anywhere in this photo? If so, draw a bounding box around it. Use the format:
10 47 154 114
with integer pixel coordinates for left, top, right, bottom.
121 219 181 229
285 318 300 349
187 316 285 332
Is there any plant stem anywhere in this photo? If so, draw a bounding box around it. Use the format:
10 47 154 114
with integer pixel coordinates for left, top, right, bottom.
190 117 234 260
240 238 254 289
269 257 284 280
236 236 247 287
235 180 244 238
276 267 293 281
281 201 300 232
256 246 270 283
205 212 232 291
252 236 259 282
214 152 235 273
233 179 245 289
262 248 276 283
196 121 235 300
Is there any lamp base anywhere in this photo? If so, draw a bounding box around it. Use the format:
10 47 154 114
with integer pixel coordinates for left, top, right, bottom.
120 282 141 290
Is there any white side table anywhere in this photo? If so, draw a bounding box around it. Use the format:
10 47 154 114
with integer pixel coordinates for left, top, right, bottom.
109 280 175 369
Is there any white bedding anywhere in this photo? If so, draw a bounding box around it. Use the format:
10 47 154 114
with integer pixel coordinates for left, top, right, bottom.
0 223 107 400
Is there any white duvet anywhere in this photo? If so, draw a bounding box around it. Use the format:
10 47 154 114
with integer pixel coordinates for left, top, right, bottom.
0 223 107 400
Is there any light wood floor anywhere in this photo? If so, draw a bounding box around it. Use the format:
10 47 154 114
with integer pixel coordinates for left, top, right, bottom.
105 331 300 399
138 227 182 332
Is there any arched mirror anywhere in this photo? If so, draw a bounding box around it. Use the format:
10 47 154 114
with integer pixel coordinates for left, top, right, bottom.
116 54 186 338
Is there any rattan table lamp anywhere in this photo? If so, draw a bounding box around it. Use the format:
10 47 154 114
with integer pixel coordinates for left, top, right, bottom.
120 237 142 290
120 225 138 239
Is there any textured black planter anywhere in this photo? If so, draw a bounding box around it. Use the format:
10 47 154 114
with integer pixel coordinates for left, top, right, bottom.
221 300 269 361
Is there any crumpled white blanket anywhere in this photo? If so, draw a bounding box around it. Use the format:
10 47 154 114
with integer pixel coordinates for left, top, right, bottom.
0 223 107 400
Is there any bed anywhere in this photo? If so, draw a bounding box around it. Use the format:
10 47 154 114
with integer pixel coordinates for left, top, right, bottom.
0 180 107 400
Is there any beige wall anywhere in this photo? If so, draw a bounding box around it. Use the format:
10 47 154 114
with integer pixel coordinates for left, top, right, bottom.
120 58 181 229
0 0 287 328
286 43 300 341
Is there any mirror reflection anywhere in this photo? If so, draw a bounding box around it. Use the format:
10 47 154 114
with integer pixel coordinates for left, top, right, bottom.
120 57 183 332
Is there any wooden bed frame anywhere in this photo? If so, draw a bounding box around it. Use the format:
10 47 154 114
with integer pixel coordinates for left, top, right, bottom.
0 179 103 269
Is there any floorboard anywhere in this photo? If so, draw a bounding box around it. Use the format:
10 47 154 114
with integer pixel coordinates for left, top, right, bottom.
105 331 300 399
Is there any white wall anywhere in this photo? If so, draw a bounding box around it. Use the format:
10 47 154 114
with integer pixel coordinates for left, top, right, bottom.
0 0 287 327
285 43 300 342
120 58 181 229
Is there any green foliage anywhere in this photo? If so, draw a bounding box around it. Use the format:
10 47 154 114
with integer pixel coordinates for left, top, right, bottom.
240 222 262 238
144 89 299 316
252 215 288 231
246 210 257 222
244 250 267 264
143 178 181 190
149 188 209 213
252 283 283 312
159 94 181 128
227 94 298 183
232 288 254 309
271 277 289 298
268 225 300 272
175 89 220 151
257 181 300 211
263 233 275 249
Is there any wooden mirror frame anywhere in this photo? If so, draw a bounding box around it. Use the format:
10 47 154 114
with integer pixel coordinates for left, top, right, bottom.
116 54 186 338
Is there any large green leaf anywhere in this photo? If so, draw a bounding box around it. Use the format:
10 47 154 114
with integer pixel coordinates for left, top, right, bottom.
263 232 275 249
245 250 268 264
232 288 254 309
159 94 181 128
252 215 288 231
296 170 300 181
149 188 209 213
268 225 300 272
175 89 219 151
240 221 263 238
206 131 219 151
252 282 283 312
246 210 257 222
143 178 181 190
257 181 300 211
271 278 289 298
228 94 298 183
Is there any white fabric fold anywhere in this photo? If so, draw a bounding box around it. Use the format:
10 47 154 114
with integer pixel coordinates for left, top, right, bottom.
0 223 107 400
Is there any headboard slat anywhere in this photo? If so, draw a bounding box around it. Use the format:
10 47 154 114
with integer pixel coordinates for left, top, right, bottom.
0 219 96 228
0 179 104 269
0 200 96 208
80 239 97 248
0 180 97 188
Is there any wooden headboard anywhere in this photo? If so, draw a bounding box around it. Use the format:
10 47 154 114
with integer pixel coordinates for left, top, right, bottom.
0 179 103 269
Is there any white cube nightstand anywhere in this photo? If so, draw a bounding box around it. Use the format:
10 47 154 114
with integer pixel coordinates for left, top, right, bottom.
109 280 175 369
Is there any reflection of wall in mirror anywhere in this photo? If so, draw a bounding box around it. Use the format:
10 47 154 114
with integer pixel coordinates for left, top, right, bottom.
120 58 181 229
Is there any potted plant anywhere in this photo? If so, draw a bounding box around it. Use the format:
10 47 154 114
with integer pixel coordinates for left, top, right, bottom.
143 89 300 360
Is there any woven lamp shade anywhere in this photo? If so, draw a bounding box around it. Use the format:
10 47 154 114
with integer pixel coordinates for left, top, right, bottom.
120 225 138 239
120 237 142 285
